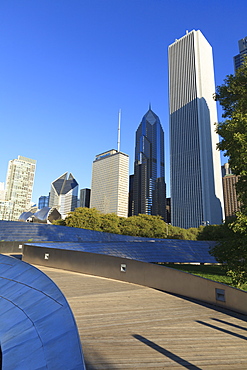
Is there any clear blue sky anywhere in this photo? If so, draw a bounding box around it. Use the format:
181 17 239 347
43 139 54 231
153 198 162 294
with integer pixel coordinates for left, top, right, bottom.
0 0 246 204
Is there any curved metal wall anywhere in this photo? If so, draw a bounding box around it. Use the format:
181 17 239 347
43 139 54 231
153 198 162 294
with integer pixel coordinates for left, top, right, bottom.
0 254 85 369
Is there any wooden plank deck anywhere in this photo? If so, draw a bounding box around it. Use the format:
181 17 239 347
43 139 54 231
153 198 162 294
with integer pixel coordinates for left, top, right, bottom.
39 266 247 369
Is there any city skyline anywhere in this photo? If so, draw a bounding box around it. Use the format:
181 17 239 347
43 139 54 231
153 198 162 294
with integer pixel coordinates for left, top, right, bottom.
0 1 246 205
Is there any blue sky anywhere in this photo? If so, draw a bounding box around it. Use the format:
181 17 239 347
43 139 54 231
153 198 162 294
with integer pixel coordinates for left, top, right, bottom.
0 0 246 204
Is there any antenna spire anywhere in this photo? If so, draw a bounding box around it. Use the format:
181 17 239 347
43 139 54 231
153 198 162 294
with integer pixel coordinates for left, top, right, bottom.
117 109 121 152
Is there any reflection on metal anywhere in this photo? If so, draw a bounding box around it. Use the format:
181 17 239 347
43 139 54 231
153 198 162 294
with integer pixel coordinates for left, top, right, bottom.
0 220 216 263
26 240 217 264
19 207 61 224
0 254 85 369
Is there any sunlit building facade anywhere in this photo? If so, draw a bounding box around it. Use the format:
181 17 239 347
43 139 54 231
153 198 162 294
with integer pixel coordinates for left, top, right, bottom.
1 156 36 221
222 163 241 219
169 30 224 228
90 149 129 217
49 173 78 218
0 183 5 201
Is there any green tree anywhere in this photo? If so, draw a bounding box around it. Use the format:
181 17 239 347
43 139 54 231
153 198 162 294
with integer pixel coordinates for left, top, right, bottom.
54 207 219 241
53 218 66 226
197 222 234 241
100 213 121 234
65 207 102 231
167 225 187 239
210 213 247 288
214 58 247 213
186 227 200 241
212 58 247 288
120 214 166 238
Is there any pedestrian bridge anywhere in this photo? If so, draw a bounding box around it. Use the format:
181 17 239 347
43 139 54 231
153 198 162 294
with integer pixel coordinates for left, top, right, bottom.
40 265 247 369
1 221 247 368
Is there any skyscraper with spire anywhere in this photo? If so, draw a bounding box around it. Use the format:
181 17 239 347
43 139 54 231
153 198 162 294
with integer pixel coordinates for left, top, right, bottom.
168 30 224 228
133 107 166 220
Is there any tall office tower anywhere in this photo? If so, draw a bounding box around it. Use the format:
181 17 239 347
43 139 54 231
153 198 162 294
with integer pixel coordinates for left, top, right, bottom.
234 36 247 71
90 149 129 217
4 155 36 220
168 30 224 228
133 108 166 220
79 188 91 208
222 163 241 220
49 172 78 218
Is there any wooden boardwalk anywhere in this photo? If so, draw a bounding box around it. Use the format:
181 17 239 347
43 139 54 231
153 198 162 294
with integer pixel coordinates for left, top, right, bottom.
39 266 247 370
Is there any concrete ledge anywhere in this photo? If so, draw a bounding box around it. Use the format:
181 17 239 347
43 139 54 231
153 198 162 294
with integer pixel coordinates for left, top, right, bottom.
0 241 25 253
23 244 247 315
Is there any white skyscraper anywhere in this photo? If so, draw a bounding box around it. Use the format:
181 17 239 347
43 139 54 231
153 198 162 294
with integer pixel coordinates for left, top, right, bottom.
90 149 129 217
168 30 224 228
2 156 36 220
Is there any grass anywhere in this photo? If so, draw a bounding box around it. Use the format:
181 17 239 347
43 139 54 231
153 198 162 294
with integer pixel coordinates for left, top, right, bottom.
163 263 247 292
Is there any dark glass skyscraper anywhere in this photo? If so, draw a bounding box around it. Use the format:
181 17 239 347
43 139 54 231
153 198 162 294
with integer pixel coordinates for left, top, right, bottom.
133 107 166 220
234 36 247 71
38 195 49 209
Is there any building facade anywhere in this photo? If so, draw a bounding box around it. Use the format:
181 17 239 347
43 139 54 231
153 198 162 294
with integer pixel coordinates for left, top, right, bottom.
128 174 134 217
49 173 78 218
38 195 49 209
234 36 247 71
168 30 224 228
133 108 166 220
79 188 91 208
0 156 36 221
0 183 5 201
90 149 129 217
222 163 241 219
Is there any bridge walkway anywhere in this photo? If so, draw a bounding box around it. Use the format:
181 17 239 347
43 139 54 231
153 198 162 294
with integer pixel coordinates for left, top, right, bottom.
39 266 247 370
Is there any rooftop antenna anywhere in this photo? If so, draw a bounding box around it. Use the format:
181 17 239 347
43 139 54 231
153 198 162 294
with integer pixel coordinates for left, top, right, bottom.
117 109 121 152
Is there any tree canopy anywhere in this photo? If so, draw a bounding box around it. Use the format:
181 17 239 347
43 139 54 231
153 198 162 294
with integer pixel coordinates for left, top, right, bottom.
53 207 200 240
214 57 247 212
210 59 247 288
210 213 247 288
